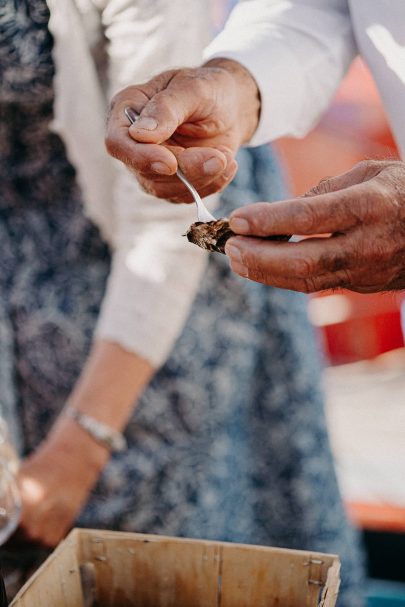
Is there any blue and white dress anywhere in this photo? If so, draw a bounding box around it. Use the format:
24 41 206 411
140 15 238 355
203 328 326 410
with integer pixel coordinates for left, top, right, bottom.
0 2 365 605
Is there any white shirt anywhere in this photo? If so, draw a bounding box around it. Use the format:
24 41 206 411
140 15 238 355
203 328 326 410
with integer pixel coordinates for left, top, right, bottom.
47 0 218 368
205 0 405 159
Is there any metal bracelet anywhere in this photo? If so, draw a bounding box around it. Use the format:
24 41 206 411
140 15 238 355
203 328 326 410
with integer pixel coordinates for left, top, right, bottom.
64 404 127 453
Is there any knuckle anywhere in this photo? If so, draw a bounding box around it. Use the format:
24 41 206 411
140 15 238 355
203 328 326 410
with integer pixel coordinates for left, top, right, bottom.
355 159 380 174
149 94 178 129
305 177 333 197
355 159 373 172
358 190 383 222
188 76 206 98
290 256 315 278
245 267 270 285
300 278 318 294
245 203 273 233
376 166 405 209
295 203 318 233
354 159 384 180
110 86 137 110
302 268 353 293
334 269 353 289
301 274 331 294
357 230 394 267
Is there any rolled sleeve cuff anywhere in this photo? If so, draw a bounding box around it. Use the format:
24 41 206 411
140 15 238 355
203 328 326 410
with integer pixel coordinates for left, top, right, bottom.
204 40 307 147
204 0 357 146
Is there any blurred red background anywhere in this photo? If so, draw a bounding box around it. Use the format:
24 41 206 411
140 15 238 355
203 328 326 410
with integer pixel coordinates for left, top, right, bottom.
276 61 405 540
276 58 404 366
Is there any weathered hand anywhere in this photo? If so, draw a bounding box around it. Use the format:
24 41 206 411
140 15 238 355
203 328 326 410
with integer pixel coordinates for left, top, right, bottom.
225 160 405 293
15 419 107 548
105 59 260 202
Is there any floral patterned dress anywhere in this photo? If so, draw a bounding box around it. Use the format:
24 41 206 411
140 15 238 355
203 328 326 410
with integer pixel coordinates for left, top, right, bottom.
0 1 365 605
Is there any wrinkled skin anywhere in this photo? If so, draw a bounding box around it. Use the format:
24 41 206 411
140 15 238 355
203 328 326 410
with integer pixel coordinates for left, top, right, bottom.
225 160 405 293
105 59 260 202
105 62 405 295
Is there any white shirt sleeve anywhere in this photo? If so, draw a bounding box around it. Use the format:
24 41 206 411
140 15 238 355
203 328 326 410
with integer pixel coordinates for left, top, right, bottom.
94 0 219 367
204 0 358 145
96 170 218 367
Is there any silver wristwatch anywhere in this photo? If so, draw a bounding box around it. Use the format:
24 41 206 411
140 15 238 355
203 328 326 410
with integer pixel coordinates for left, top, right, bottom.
64 404 127 453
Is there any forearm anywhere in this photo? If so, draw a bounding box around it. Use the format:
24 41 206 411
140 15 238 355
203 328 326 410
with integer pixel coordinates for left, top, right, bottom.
16 340 154 547
43 339 154 472
96 172 213 366
67 339 154 429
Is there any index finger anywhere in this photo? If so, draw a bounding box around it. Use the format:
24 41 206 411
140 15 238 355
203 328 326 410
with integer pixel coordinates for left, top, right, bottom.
229 182 378 237
105 91 179 175
106 124 179 176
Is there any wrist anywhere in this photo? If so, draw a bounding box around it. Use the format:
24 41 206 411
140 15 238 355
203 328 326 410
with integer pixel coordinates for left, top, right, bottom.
43 416 109 476
64 404 127 454
204 57 261 144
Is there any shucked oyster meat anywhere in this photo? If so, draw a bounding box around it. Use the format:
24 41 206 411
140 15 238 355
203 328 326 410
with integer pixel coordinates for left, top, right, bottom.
186 219 233 254
186 218 290 254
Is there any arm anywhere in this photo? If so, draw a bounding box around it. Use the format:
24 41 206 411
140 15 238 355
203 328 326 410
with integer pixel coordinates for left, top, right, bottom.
95 168 216 366
204 0 358 144
17 0 217 547
106 0 357 201
18 340 153 547
98 0 220 367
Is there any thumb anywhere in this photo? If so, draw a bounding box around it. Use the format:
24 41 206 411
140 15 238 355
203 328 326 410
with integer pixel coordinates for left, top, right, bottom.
304 159 387 197
129 75 202 145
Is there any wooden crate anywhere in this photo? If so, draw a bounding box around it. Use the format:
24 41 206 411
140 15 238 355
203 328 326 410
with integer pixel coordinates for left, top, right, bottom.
10 529 340 607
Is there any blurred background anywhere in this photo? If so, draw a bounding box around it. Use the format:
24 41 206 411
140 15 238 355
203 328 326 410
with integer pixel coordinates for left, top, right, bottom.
277 58 405 604
211 2 405 601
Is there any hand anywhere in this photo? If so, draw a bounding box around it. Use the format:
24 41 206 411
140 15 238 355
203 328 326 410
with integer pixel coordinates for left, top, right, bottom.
225 160 405 293
105 59 260 202
15 419 108 548
11 339 154 549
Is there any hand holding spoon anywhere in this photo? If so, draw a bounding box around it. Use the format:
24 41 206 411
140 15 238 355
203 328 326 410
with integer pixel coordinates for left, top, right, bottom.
124 107 215 223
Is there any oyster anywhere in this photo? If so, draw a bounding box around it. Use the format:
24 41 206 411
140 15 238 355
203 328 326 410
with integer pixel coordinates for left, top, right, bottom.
186 218 290 254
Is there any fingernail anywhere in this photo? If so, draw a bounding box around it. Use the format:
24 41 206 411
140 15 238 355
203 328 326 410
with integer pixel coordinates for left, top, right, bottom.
226 244 242 264
151 162 172 175
230 217 249 234
134 117 158 131
203 158 224 176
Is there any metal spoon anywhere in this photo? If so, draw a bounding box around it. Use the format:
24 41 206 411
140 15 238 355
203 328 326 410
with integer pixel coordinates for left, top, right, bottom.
124 107 215 223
